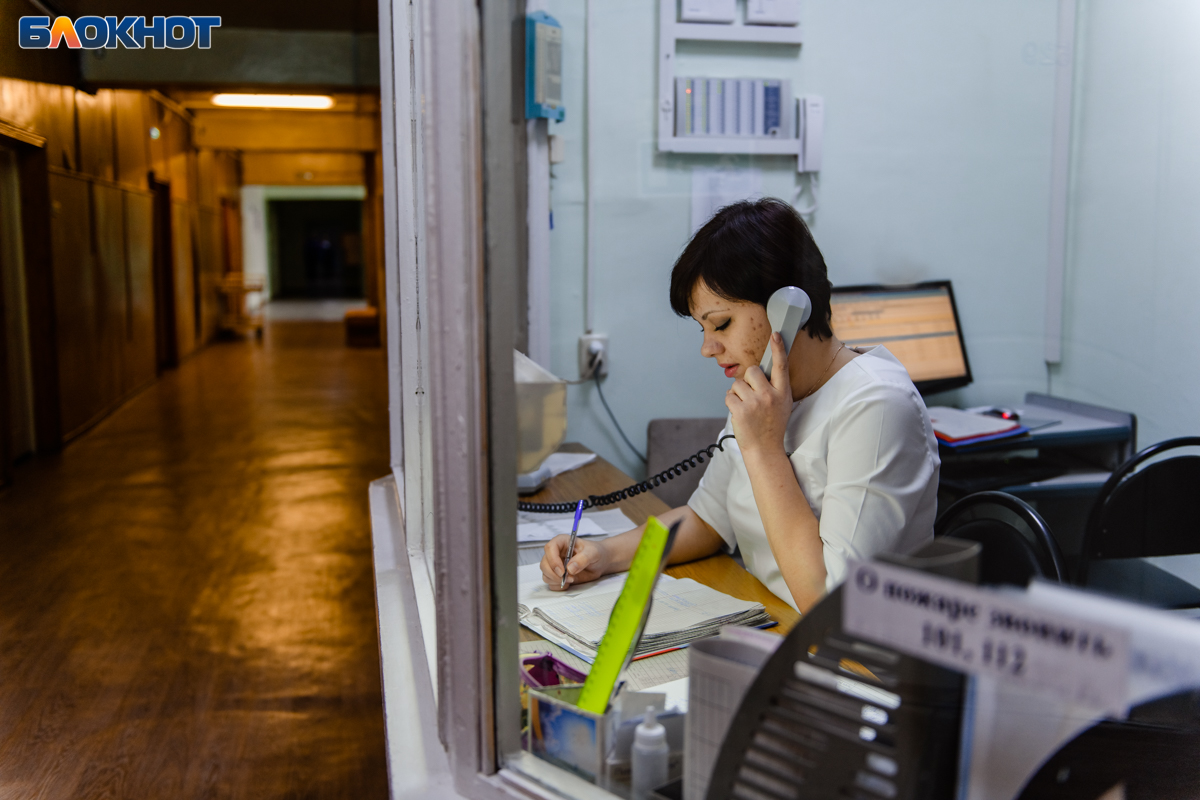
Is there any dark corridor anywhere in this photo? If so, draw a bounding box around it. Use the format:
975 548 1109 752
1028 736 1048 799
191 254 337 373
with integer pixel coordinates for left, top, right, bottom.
270 200 364 300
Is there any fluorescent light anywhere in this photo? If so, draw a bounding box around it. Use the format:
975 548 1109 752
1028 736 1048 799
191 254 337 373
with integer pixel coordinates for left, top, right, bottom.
210 94 335 110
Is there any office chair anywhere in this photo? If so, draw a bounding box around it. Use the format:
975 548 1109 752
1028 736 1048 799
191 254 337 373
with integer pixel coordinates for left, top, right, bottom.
934 491 1067 586
1076 437 1200 585
645 418 726 508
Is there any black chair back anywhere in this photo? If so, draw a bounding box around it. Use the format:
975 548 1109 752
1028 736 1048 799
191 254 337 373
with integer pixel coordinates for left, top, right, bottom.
1077 437 1200 584
935 491 1066 586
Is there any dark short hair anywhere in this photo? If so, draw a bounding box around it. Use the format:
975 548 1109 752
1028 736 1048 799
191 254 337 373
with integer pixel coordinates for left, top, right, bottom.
669 198 833 339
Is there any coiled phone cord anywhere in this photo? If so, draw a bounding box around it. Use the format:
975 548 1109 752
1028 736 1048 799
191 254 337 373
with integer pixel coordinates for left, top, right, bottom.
517 435 738 514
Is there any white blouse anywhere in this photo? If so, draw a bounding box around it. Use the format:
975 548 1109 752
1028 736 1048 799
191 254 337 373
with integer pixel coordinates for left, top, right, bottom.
687 346 940 611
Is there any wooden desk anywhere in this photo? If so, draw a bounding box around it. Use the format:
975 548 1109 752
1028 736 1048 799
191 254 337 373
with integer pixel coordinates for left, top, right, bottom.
519 443 800 642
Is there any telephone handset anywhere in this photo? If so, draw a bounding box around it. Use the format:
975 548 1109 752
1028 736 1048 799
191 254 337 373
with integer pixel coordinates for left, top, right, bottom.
519 285 813 514
759 285 812 380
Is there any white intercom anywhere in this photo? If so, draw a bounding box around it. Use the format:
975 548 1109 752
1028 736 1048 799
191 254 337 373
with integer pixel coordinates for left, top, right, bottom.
796 95 824 173
759 286 812 379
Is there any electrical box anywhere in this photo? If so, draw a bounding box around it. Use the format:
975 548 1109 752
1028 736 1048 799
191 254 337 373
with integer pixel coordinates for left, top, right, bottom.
526 12 565 121
679 0 736 23
746 0 801 26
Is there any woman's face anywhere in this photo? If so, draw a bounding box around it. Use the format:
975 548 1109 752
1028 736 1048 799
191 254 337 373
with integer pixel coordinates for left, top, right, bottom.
689 280 771 381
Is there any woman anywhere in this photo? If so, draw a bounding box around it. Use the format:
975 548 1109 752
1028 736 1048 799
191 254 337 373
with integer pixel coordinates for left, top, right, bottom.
539 198 940 613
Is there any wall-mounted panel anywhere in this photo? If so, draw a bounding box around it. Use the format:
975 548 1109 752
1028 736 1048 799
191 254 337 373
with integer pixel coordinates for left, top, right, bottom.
48 172 99 438
241 152 366 186
123 190 156 394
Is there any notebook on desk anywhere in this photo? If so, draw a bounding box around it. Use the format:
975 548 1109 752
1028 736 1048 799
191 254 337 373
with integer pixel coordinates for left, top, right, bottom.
516 563 772 663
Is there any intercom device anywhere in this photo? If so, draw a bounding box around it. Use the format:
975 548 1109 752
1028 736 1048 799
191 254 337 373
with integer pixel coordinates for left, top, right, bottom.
526 12 565 121
759 285 812 380
796 95 824 173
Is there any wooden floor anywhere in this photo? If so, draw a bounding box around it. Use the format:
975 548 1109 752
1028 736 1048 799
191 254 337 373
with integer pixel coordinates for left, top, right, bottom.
0 322 390 799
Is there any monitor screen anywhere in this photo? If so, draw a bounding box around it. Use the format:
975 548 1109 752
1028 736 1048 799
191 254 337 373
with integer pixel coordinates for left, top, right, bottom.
829 281 972 394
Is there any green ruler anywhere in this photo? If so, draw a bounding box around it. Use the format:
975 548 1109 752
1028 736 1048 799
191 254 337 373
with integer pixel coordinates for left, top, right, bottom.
576 516 677 714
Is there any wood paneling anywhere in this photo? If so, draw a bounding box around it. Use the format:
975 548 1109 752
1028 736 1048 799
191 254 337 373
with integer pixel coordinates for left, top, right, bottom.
171 201 197 360
92 182 127 415
48 172 98 438
113 91 150 191
193 109 378 151
196 206 223 344
76 90 116 182
241 151 366 186
123 191 156 395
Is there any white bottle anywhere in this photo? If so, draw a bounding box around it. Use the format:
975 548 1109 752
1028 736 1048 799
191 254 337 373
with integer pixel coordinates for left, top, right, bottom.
631 705 669 800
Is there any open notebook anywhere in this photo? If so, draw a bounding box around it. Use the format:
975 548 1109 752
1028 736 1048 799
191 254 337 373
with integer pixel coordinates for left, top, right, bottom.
517 563 772 663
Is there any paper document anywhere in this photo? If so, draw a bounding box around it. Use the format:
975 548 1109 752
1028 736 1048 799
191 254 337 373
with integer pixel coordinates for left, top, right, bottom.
516 508 635 544
927 406 1024 443
516 563 771 663
539 451 596 477
684 632 780 800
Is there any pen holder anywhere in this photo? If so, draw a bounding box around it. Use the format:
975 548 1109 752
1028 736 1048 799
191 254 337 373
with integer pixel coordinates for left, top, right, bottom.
526 684 682 797
526 685 612 783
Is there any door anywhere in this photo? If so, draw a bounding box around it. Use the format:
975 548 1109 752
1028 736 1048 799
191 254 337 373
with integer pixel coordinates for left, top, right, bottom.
0 146 36 478
149 175 177 372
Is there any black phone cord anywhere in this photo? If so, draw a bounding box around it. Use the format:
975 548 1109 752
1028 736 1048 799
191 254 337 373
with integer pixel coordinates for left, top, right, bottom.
518 435 737 514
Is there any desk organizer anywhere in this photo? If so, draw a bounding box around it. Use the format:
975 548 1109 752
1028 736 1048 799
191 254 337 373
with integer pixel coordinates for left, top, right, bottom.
526 684 684 796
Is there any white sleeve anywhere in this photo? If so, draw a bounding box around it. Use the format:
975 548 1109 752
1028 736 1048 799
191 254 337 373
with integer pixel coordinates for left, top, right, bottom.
686 419 738 552
818 384 939 590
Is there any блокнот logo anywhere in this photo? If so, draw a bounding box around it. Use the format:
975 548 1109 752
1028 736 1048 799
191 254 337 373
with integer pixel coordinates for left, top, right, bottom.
19 16 221 49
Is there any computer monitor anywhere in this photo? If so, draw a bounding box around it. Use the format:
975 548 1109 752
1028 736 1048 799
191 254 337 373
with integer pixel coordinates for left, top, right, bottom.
830 281 972 395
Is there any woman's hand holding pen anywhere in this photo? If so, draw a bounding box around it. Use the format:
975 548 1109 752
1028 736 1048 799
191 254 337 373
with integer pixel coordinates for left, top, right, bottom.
541 535 611 590
726 331 792 457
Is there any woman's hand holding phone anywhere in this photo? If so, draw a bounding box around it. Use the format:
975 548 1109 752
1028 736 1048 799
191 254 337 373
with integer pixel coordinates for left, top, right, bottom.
727 331 792 457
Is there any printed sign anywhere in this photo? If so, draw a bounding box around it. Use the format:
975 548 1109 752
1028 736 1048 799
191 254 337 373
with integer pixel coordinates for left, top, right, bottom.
843 560 1130 712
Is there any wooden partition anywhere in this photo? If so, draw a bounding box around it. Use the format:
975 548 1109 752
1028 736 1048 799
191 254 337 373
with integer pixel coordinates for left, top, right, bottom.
0 79 242 448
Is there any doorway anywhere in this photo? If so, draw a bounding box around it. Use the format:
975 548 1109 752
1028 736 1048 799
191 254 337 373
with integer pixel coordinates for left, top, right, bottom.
268 200 364 299
0 146 36 472
150 175 177 372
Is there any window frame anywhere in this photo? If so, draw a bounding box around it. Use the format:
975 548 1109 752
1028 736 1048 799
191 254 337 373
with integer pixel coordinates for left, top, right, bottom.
378 0 622 796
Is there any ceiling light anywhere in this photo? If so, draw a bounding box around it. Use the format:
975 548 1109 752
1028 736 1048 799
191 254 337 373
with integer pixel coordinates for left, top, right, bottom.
210 93 335 110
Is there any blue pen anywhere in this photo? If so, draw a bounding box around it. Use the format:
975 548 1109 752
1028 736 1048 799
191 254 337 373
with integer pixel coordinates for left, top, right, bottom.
560 500 586 590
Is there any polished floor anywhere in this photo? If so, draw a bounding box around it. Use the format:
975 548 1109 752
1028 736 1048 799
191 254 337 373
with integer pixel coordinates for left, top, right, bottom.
0 322 390 799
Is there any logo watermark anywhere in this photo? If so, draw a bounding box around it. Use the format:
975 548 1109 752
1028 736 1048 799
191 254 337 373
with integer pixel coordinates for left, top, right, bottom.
19 16 221 50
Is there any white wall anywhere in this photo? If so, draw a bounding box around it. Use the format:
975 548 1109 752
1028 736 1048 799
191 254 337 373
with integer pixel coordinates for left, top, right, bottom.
545 0 1059 478
1052 0 1200 451
240 184 368 303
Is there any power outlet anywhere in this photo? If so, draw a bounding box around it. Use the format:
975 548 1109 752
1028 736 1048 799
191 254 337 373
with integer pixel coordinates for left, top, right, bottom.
578 334 608 380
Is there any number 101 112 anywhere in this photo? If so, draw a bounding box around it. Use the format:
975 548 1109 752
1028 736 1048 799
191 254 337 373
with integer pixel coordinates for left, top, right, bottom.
921 622 1027 677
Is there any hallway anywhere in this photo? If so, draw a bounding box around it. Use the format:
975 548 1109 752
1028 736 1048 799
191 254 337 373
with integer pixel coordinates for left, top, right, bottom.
0 322 390 798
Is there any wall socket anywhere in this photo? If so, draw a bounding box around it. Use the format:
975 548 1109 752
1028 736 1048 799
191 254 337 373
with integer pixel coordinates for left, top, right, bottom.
578 334 608 379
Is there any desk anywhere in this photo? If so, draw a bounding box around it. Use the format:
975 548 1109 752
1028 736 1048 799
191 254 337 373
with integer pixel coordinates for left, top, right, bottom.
1085 554 1200 609
939 392 1135 560
519 443 800 643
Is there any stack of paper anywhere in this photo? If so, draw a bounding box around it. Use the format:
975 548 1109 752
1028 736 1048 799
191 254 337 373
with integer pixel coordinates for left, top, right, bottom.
927 406 1030 448
517 564 772 663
